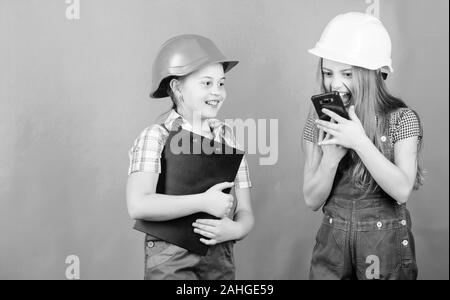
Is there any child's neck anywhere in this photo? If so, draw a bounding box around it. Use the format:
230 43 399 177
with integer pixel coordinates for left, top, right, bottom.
179 110 213 136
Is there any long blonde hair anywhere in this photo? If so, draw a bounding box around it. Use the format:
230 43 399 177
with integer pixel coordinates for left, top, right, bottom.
314 58 424 191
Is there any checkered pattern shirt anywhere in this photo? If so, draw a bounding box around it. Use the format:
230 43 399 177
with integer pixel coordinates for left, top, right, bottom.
128 110 252 189
303 107 423 145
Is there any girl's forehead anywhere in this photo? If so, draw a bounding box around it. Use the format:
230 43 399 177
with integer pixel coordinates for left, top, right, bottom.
189 63 225 79
322 59 352 70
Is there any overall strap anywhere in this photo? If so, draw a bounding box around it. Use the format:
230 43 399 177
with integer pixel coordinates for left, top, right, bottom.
160 123 170 134
160 117 183 134
215 126 226 146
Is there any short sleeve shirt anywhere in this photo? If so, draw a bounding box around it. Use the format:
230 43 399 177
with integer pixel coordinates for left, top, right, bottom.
302 108 423 145
128 110 252 189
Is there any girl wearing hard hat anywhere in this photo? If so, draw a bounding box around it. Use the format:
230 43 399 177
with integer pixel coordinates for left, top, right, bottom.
303 12 423 280
126 35 254 280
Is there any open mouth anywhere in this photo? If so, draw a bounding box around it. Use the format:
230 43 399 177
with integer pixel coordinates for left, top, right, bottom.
338 92 352 107
205 99 221 107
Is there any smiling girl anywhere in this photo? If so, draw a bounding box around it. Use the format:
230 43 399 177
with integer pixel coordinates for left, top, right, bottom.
127 35 253 280
303 13 423 280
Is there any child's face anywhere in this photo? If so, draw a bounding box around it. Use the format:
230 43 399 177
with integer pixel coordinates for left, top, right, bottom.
322 58 353 107
179 63 226 120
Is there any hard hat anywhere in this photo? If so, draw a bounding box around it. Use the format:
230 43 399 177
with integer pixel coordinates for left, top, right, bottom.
150 34 239 98
309 12 394 73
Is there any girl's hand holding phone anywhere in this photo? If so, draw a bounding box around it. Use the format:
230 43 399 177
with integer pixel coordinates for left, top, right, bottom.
316 105 368 150
318 127 348 167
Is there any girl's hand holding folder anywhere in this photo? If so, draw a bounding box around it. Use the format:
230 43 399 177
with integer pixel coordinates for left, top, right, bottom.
193 217 239 245
202 182 235 218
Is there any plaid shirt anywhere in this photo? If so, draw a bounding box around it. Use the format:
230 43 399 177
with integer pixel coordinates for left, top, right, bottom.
128 110 252 189
303 107 423 145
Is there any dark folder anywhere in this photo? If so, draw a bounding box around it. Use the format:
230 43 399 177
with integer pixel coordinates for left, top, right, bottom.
133 128 244 256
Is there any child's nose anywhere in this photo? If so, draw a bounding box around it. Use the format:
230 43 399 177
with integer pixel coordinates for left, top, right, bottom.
331 78 344 91
210 85 221 95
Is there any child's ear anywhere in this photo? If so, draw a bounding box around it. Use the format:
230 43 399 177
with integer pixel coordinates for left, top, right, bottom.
169 78 182 95
169 78 184 103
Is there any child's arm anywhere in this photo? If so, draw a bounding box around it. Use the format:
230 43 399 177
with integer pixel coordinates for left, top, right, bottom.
126 172 234 221
192 187 254 245
317 106 418 204
231 187 254 240
350 136 418 204
303 130 348 211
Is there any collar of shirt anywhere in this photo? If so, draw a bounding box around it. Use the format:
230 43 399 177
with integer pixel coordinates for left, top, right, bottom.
163 110 237 147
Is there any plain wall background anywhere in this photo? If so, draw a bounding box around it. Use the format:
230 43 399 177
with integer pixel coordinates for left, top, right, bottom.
0 0 448 279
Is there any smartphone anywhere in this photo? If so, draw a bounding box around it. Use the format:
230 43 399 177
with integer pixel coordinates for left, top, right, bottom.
311 91 349 121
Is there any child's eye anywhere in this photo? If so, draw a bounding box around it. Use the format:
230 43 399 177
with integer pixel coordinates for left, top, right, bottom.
322 71 332 77
343 72 353 78
219 82 225 86
201 81 212 86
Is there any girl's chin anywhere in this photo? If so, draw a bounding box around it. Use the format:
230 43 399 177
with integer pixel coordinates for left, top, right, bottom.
202 104 221 116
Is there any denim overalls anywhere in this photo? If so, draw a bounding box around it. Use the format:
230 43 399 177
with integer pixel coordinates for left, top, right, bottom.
144 123 236 280
309 115 418 280
144 237 235 280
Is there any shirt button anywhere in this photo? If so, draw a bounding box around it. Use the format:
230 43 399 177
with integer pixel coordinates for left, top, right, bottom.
329 218 333 224
147 241 155 248
402 240 409 246
377 221 382 228
401 220 407 226
381 136 387 142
